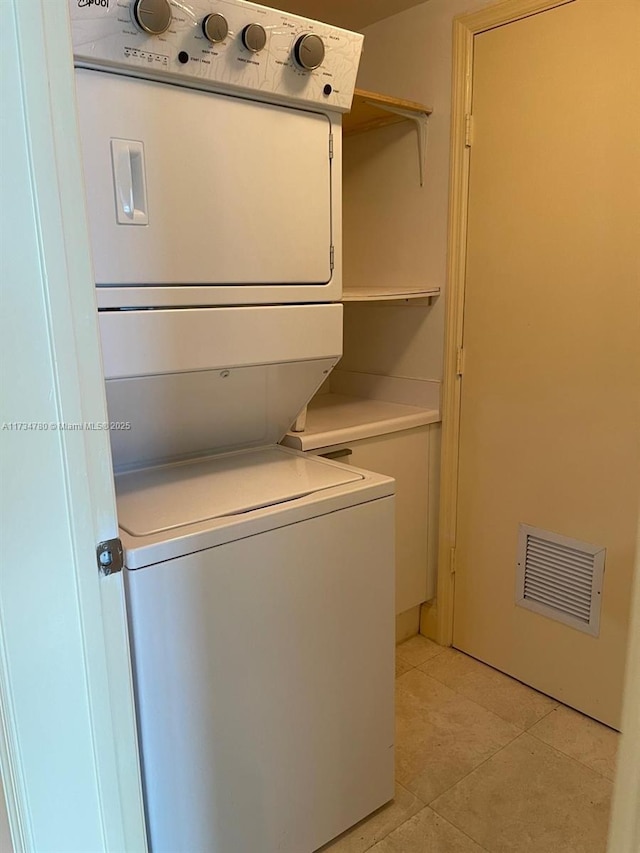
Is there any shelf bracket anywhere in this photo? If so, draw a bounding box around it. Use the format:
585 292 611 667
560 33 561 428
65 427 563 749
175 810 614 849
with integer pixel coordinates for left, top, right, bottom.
363 99 430 187
291 405 307 433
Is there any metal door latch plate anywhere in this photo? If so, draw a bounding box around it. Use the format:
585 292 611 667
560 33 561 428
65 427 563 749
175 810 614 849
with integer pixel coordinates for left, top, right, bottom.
97 538 124 576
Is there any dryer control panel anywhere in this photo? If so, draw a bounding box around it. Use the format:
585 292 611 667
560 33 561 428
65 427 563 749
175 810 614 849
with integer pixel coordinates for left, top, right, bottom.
69 0 364 112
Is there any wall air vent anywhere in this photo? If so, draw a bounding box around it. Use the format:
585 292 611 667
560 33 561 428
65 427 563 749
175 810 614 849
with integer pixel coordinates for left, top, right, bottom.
516 524 605 637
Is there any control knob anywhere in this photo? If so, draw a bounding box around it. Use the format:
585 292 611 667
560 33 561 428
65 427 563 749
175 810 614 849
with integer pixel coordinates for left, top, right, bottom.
132 0 172 36
293 33 325 70
202 13 228 44
242 23 267 53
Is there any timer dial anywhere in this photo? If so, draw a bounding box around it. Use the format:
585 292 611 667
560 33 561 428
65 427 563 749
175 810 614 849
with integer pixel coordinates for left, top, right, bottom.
293 33 325 70
202 13 228 44
133 0 172 36
242 23 267 53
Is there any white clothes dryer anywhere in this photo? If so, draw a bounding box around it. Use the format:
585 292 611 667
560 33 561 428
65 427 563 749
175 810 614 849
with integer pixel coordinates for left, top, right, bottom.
69 0 364 309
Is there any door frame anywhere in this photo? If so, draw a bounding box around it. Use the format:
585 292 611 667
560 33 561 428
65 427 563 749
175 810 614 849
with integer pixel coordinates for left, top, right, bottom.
0 0 147 848
608 521 640 852
436 0 640 847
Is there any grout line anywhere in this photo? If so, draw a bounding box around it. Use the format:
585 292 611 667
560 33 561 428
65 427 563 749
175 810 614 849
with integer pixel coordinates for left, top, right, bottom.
528 699 620 759
395 636 447 667
426 805 492 852
425 729 613 852
427 728 526 808
344 781 426 853
396 647 447 668
412 665 531 733
414 654 560 734
395 652 614 847
395 779 426 805
374 803 493 853
524 702 557 731
526 724 618 784
394 666 416 681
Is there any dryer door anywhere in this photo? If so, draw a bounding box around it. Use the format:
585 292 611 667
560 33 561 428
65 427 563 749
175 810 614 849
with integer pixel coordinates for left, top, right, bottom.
76 69 333 292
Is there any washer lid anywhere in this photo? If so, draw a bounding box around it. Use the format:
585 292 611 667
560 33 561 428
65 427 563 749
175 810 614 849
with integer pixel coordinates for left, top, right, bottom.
116 447 364 537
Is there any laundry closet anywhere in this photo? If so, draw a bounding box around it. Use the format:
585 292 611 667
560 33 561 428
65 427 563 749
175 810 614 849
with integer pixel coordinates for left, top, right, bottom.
5 0 640 853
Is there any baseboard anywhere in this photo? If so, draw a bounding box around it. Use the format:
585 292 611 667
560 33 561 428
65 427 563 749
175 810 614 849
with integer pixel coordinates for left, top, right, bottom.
419 600 440 642
395 606 421 643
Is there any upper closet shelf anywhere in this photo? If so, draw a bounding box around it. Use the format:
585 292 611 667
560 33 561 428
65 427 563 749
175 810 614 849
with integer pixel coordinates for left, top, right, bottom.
344 89 433 134
344 89 433 186
342 285 440 304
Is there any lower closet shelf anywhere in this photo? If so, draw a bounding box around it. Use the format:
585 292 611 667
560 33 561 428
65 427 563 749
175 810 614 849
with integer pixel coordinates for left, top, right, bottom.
281 393 440 452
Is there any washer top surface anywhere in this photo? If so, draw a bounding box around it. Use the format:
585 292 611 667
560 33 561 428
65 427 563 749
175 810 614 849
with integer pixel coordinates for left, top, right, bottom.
116 446 363 537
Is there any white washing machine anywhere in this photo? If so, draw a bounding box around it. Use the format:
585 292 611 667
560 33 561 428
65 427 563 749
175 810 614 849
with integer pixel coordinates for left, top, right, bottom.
97 304 396 850
119 446 395 852
70 2 395 850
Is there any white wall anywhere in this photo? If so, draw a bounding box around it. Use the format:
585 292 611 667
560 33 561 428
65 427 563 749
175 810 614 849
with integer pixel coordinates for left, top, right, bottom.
0 777 12 853
0 1 147 848
341 0 488 381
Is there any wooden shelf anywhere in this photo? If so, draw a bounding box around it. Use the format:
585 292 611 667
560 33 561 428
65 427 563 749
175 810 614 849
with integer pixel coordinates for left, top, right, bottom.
342 286 440 303
344 89 433 137
281 394 440 452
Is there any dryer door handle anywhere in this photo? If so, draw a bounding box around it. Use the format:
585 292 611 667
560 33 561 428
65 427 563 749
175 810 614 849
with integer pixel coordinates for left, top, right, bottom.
111 139 148 225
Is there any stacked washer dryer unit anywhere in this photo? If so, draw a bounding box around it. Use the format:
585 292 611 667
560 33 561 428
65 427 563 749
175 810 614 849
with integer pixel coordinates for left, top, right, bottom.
71 1 395 850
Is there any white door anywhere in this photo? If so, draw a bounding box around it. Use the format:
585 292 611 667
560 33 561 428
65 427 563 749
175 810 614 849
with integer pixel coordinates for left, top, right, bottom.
0 1 146 848
75 69 333 288
453 0 640 728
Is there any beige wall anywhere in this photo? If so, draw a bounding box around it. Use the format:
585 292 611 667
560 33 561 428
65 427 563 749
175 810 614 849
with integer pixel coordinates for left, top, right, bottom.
341 0 488 381
263 0 426 30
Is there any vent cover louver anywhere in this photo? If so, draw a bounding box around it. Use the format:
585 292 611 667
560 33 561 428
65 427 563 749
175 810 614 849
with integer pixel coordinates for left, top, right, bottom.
516 524 605 636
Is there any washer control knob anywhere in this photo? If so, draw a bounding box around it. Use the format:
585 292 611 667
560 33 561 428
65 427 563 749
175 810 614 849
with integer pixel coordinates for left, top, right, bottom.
133 0 172 36
242 23 267 53
202 13 228 44
293 33 325 70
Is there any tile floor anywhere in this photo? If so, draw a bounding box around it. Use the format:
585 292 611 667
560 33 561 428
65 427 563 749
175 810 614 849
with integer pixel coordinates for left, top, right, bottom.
320 636 619 853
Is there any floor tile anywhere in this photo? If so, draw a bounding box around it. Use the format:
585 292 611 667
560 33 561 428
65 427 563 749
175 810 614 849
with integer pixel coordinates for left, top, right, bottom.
317 783 422 853
395 669 521 803
529 704 619 781
431 732 613 853
419 648 557 730
370 806 486 852
396 635 444 667
396 654 414 678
